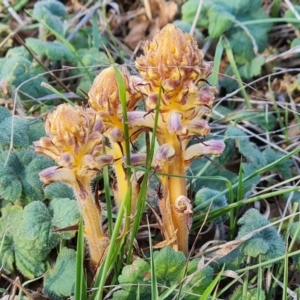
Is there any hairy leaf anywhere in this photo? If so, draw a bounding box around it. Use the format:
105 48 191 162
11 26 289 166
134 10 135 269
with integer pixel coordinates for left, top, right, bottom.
0 109 30 149
238 138 266 168
263 148 293 180
184 260 214 299
230 285 266 300
21 198 79 251
237 209 285 262
154 246 186 282
43 248 76 299
33 0 66 35
284 5 300 29
0 149 55 204
182 0 272 64
6 45 32 60
74 48 110 96
195 188 228 223
0 205 48 278
0 55 50 100
115 247 214 299
26 38 74 62
44 182 74 200
238 56 265 79
115 259 151 299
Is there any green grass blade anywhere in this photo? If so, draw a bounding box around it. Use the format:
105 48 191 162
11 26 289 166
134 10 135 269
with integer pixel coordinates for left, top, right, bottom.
211 36 223 86
127 83 162 263
74 216 87 300
199 265 224 299
147 216 159 299
223 37 251 108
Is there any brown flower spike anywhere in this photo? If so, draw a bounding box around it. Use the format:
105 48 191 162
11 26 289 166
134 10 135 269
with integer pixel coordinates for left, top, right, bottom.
128 24 225 254
35 104 113 268
89 66 143 211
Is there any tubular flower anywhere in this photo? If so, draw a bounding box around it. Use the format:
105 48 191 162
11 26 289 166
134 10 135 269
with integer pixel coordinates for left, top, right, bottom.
35 103 113 269
88 66 143 210
130 24 225 255
89 66 142 139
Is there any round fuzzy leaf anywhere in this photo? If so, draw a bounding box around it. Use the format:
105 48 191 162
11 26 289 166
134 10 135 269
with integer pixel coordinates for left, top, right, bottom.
49 198 80 240
116 259 151 299
0 149 55 204
44 182 74 200
22 198 80 250
44 248 76 299
153 246 186 283
0 205 48 278
22 201 60 250
237 209 285 262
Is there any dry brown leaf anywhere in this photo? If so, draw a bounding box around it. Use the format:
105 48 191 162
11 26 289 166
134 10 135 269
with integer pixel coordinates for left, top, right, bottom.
124 0 178 49
124 15 151 49
288 119 300 140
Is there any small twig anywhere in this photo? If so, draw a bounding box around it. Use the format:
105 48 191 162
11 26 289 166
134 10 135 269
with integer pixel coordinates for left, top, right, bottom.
13 34 73 94
0 272 34 300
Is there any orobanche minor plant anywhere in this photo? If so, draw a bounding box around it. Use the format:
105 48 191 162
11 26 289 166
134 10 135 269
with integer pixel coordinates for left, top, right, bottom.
36 24 225 268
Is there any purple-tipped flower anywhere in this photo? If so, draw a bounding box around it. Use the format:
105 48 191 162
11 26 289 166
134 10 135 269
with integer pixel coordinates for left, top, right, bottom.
184 140 226 166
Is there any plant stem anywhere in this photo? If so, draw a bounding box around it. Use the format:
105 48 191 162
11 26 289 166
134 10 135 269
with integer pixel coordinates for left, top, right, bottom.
74 181 108 269
111 141 138 214
160 135 189 255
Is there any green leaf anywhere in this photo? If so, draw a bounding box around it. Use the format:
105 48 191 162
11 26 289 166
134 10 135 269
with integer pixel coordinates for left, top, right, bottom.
21 198 79 249
6 45 32 61
194 188 228 223
263 148 293 180
237 138 266 169
182 0 272 64
74 48 110 96
184 261 214 299
230 286 265 300
284 5 300 28
238 56 265 79
154 246 186 283
0 205 48 278
236 209 285 262
21 201 60 250
207 5 234 38
181 0 209 28
0 149 55 204
115 259 151 299
115 247 217 299
26 38 74 61
49 198 80 239
27 120 47 144
172 20 204 41
227 10 272 64
44 182 74 200
0 56 50 100
44 248 76 299
0 111 30 149
32 0 67 36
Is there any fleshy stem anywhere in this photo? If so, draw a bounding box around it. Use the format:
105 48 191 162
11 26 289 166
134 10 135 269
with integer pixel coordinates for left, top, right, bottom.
73 180 109 269
160 135 188 254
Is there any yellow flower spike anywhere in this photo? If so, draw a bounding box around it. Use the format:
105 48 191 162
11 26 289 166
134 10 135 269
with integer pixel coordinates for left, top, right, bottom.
35 103 113 270
136 24 212 114
133 24 225 255
88 66 143 212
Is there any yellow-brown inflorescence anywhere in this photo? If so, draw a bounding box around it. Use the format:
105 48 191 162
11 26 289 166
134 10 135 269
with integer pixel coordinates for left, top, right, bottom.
89 66 143 211
129 24 225 254
35 104 113 269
